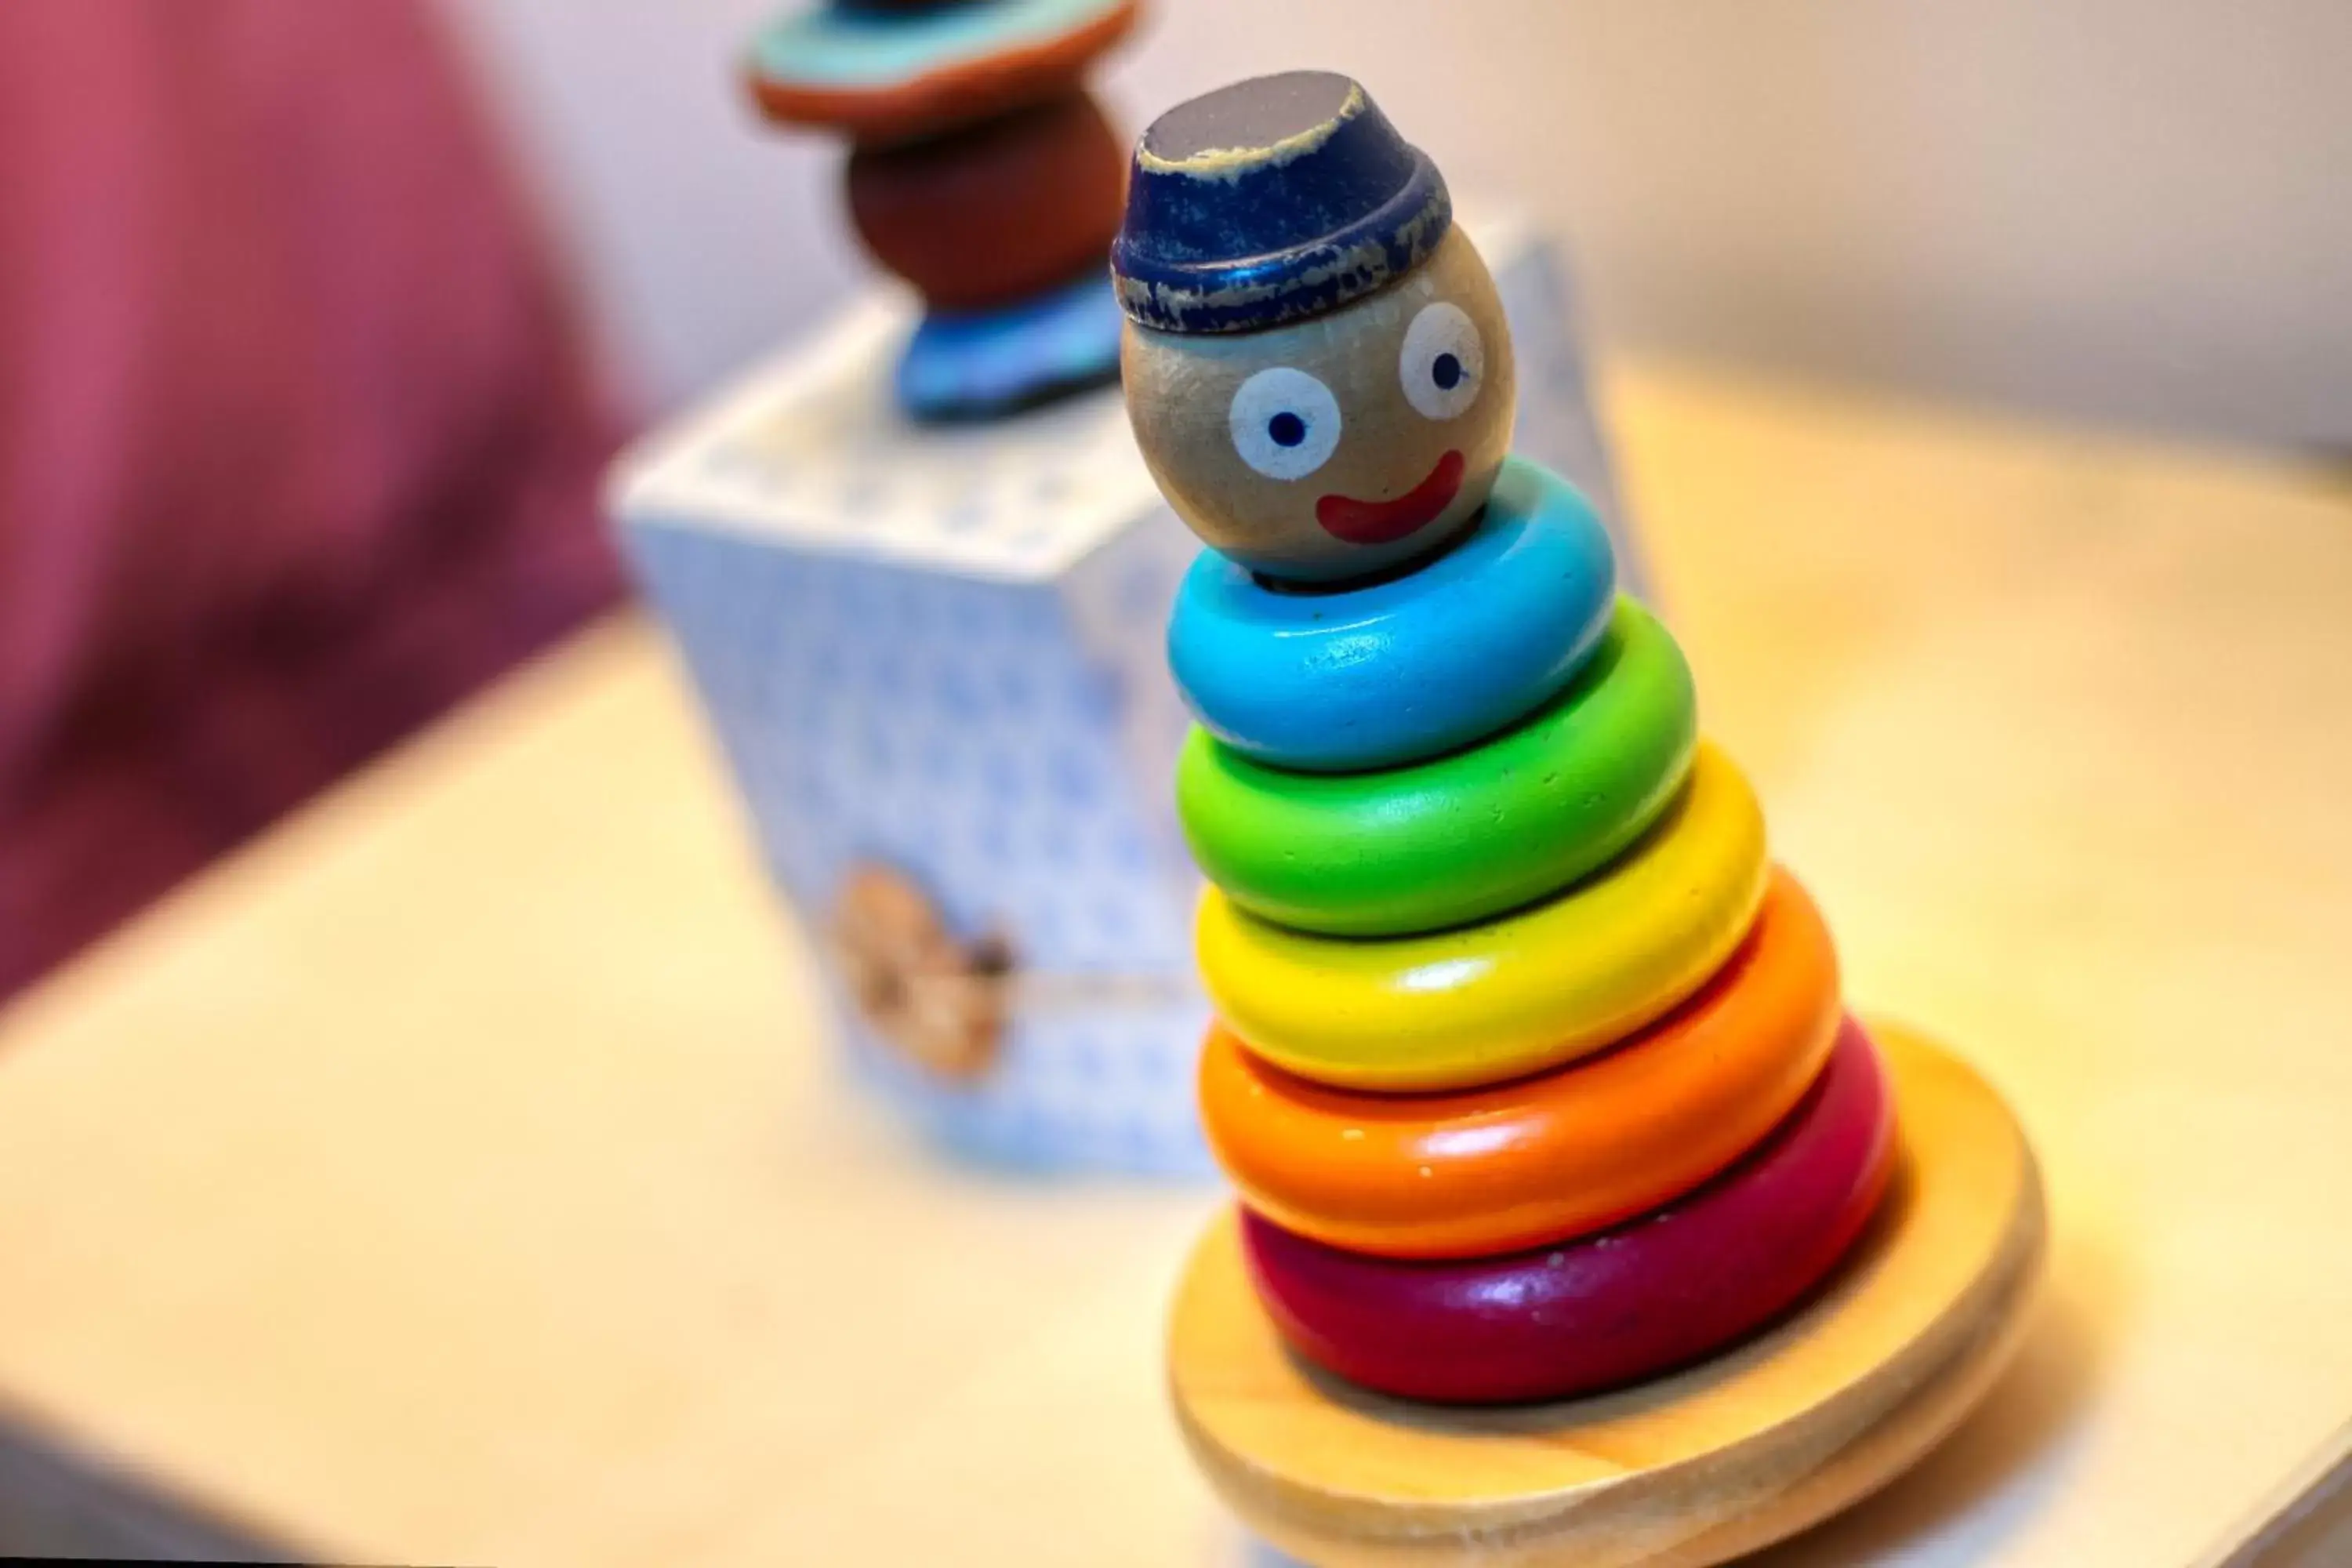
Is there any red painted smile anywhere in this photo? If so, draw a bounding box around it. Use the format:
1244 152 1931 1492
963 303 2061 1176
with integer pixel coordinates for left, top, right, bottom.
1316 450 1467 546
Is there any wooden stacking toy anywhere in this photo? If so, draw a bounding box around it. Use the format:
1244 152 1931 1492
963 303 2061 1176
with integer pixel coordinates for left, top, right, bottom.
1114 72 2048 1565
746 0 1140 419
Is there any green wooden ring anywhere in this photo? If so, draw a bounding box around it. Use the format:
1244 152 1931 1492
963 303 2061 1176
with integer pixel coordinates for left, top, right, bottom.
1177 597 1699 938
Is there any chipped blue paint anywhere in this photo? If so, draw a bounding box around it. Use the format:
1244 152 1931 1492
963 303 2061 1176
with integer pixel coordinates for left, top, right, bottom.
1112 71 1454 335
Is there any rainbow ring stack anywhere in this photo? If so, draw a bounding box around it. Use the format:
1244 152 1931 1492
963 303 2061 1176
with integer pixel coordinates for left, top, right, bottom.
1113 72 2048 1564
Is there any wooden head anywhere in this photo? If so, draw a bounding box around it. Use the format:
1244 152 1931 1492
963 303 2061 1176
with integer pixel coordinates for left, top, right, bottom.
1122 227 1515 583
1112 71 1515 585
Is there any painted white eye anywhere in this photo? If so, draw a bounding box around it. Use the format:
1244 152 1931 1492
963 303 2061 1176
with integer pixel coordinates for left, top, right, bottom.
1399 301 1484 420
1229 367 1342 481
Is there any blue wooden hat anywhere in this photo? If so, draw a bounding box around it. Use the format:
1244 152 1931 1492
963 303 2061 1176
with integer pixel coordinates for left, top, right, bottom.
1110 71 1451 336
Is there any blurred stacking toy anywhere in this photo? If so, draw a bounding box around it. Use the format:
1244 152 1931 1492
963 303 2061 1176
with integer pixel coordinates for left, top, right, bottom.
746 0 1141 419
1120 72 2048 1563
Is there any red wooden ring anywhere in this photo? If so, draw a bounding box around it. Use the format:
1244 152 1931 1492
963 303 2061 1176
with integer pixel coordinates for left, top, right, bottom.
1240 1016 1897 1405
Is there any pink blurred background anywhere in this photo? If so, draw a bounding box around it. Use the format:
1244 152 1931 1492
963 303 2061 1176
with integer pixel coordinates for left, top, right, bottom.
0 1 626 1000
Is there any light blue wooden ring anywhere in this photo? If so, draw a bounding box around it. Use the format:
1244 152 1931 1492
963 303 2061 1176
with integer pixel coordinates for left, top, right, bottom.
1167 456 1617 773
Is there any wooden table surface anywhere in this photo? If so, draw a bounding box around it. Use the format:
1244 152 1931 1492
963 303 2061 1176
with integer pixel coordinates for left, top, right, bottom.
1 364 2347 1567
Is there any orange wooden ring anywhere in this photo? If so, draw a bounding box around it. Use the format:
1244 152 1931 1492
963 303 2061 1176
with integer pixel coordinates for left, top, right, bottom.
746 0 1140 145
1200 866 1843 1260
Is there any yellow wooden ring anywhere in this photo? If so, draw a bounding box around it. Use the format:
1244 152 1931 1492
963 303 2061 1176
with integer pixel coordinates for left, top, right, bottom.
1196 742 1769 1091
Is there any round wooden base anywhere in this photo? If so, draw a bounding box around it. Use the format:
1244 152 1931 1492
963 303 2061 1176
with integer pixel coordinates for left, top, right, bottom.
1167 1025 2045 1568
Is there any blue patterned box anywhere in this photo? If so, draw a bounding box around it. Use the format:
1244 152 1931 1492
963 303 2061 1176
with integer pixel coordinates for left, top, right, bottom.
611 212 1642 1177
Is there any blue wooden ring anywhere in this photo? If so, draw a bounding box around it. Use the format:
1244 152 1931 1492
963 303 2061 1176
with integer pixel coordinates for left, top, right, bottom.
898 272 1125 421
1167 456 1617 772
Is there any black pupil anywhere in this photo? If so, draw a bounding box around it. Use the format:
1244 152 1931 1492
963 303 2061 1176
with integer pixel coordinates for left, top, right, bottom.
1432 353 1464 391
1268 411 1308 448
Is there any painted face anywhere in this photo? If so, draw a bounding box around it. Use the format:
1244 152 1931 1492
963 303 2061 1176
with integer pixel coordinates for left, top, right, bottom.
1121 227 1516 585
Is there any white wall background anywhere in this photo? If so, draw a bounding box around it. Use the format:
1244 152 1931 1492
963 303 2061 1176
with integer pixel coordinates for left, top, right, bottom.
448 1 2352 450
